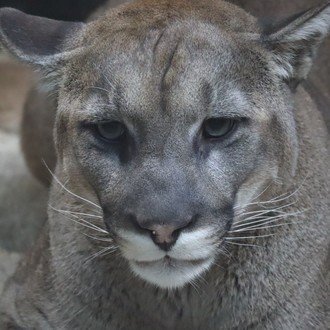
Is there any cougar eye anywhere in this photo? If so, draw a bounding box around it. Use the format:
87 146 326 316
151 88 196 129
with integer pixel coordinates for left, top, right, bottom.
203 118 236 139
97 121 126 141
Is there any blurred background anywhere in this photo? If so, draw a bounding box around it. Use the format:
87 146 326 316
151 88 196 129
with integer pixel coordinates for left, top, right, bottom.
0 0 107 20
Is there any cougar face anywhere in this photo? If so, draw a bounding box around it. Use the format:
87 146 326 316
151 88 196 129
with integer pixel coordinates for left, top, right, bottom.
55 19 294 288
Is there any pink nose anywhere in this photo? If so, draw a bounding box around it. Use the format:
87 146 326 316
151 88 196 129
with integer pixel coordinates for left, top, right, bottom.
149 225 180 251
150 225 177 248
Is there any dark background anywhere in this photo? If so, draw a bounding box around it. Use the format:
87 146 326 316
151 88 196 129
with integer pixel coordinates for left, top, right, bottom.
0 0 108 21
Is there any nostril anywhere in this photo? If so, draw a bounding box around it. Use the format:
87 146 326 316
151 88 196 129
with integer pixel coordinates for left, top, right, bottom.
148 215 198 251
149 225 177 251
128 214 199 251
127 213 146 232
150 225 176 242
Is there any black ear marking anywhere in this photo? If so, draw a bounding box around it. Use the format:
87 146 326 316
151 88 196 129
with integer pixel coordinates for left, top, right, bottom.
0 7 84 64
260 2 330 88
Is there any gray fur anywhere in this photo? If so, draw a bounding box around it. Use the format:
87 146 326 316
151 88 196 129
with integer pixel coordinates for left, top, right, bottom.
0 0 329 328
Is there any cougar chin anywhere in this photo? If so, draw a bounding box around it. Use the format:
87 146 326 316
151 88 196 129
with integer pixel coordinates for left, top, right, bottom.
130 256 214 289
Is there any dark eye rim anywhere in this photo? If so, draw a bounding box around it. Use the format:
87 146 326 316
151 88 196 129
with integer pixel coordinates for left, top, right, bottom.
83 121 127 143
202 117 239 140
98 121 126 142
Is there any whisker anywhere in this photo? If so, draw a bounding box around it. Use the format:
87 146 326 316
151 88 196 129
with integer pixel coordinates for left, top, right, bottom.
234 213 278 227
53 209 103 219
83 246 117 264
234 182 273 211
100 249 119 260
49 206 105 229
197 274 209 287
212 260 226 270
250 182 273 202
235 204 289 218
269 175 308 203
225 233 275 240
43 160 102 211
217 248 232 259
235 208 282 222
236 176 308 211
225 241 261 248
229 221 299 233
235 201 298 221
232 209 307 229
83 233 114 243
234 203 303 226
62 214 106 233
50 206 108 234
233 214 290 229
188 278 202 296
221 245 233 259
214 242 233 259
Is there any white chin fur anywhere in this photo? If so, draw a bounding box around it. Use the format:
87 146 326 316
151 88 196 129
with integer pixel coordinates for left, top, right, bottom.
130 257 214 289
117 227 217 288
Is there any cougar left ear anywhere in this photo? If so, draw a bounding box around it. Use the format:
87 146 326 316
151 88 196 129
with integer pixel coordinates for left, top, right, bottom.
262 2 330 89
0 7 85 67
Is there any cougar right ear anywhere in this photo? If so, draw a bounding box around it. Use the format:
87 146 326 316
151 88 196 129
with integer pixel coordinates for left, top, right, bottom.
0 7 85 68
261 2 330 89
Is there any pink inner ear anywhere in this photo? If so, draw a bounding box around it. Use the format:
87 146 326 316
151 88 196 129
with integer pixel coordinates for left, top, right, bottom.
0 7 84 57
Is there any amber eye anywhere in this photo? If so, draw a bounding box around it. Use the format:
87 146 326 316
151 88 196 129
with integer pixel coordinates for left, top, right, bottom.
203 118 236 139
97 121 126 141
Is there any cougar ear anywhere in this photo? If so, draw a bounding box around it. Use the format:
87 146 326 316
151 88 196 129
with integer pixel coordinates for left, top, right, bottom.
0 8 85 67
262 2 330 89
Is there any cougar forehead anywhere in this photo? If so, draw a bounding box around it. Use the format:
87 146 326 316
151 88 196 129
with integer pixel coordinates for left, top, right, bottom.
61 0 261 100
62 22 270 124
70 34 251 115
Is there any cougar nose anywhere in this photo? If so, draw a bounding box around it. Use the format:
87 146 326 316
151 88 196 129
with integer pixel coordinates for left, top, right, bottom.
150 225 179 251
137 218 195 251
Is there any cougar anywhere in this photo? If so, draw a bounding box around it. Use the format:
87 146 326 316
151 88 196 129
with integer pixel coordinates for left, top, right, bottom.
0 0 329 328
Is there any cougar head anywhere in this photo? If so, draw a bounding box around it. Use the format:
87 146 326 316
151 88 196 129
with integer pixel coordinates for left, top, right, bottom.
1 0 329 288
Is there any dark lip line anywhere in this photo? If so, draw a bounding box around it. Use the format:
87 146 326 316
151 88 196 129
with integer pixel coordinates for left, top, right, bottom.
133 256 209 268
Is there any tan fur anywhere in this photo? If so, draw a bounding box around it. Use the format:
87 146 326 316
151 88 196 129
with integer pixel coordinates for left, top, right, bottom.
0 0 329 328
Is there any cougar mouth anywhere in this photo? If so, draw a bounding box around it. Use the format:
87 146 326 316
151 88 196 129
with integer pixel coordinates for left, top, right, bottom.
133 255 209 268
130 255 214 289
116 227 219 288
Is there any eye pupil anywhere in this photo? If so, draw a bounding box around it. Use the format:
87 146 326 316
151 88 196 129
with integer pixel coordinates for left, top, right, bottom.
97 121 125 141
203 118 235 139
